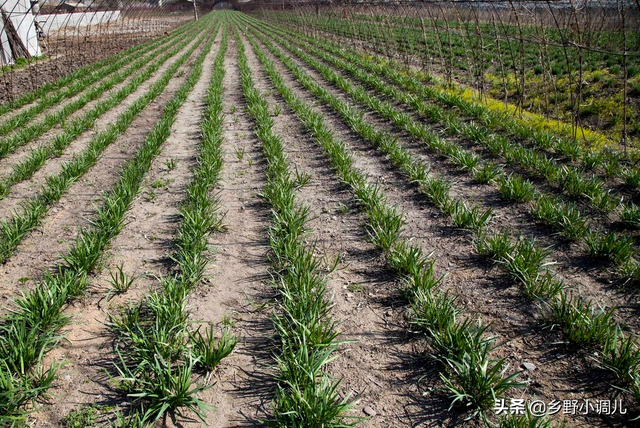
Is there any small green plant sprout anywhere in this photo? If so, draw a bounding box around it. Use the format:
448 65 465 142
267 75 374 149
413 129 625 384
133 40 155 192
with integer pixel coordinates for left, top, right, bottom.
499 410 554 428
151 179 167 189
498 174 535 203
585 231 636 264
621 203 640 229
220 312 237 327
61 404 99 428
272 104 282 116
138 356 212 424
532 195 588 241
336 203 350 215
440 347 522 422
109 407 145 428
325 251 344 273
475 231 514 262
293 167 312 188
449 201 493 232
107 264 140 296
229 105 237 114
189 325 237 372
233 115 239 124
235 147 246 161
545 294 615 347
472 162 500 184
623 168 640 188
347 283 365 293
165 158 177 171
409 290 458 333
601 328 640 383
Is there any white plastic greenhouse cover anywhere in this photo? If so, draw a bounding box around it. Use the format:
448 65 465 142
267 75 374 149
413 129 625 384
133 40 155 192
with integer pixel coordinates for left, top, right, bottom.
1 0 41 65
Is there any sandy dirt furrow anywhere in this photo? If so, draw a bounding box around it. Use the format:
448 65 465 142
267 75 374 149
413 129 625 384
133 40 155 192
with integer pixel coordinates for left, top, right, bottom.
182 34 275 428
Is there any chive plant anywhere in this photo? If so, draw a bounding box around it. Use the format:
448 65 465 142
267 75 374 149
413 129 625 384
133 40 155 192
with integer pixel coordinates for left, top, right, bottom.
0 17 219 423
238 23 521 424
109 25 236 425
0 24 215 264
234 15 640 412
0 26 201 199
235 28 357 427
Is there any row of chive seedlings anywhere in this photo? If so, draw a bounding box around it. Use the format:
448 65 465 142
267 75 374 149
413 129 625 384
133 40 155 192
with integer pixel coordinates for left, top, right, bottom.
234 27 358 427
0 24 180 118
0 18 195 138
0 17 218 425
0 21 214 264
0 24 197 163
0 22 194 151
107 24 236 427
277 30 640 280
0 24 200 200
241 19 640 288
239 18 640 417
259 11 640 181
235 23 524 425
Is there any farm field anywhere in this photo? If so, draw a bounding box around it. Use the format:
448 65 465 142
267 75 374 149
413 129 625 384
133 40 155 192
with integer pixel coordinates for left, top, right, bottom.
257 6 640 148
1 8 640 428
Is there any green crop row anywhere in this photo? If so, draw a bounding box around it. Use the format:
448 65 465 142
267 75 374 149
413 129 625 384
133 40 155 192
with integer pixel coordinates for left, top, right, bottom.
259 10 639 146
245 18 640 286
0 20 191 119
108 24 235 426
0 21 211 265
0 18 219 425
0 23 202 163
283 27 640 187
0 19 194 137
0 26 200 201
235 24 357 427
